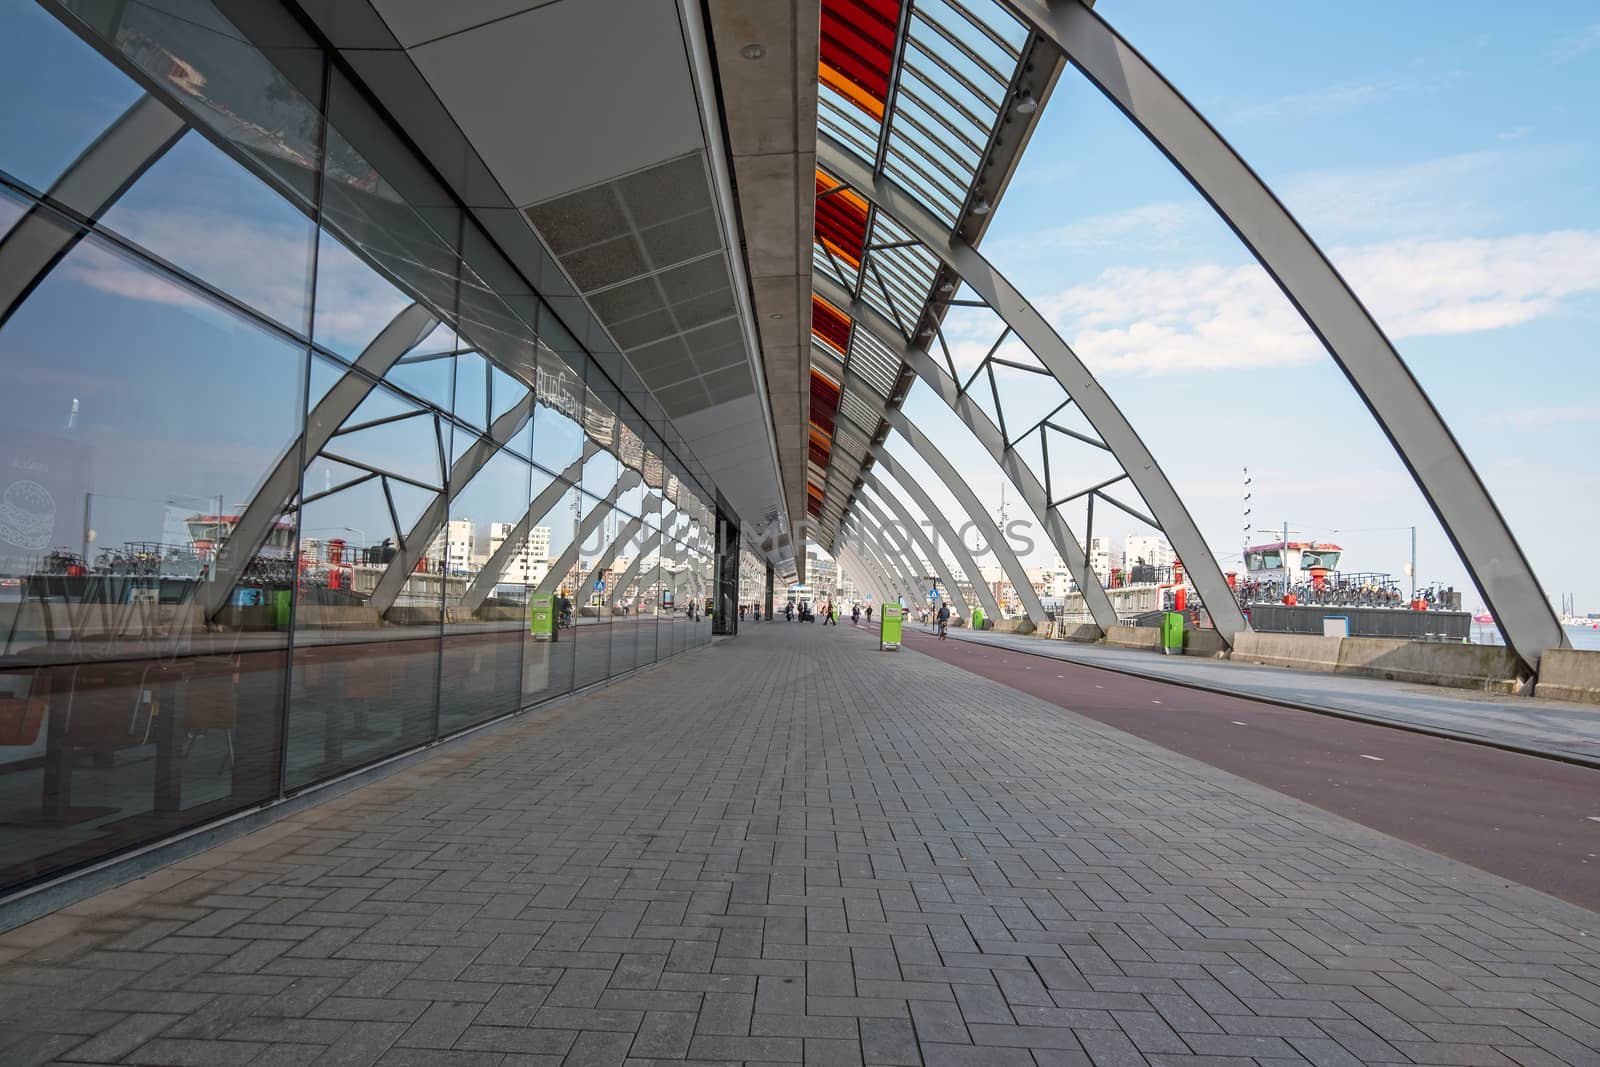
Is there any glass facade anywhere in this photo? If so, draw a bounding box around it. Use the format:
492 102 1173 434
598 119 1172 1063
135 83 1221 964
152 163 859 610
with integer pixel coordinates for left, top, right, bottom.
0 0 717 897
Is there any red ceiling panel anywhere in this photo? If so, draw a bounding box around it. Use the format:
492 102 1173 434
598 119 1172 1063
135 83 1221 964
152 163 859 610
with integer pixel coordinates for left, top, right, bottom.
815 169 869 268
811 294 852 356
819 0 900 115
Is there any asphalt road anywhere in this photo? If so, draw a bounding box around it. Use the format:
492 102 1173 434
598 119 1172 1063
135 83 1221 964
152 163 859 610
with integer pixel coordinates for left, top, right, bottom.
875 623 1600 911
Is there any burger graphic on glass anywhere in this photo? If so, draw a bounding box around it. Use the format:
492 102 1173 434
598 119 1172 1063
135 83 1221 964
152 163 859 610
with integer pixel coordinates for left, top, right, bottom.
0 479 56 551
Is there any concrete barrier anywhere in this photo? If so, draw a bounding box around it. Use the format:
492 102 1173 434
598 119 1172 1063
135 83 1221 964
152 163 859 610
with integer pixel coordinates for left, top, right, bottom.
1055 623 1102 643
992 618 1036 635
1183 629 1229 658
297 605 383 629
1333 638 1524 693
1104 625 1161 651
1534 649 1600 705
1230 631 1344 672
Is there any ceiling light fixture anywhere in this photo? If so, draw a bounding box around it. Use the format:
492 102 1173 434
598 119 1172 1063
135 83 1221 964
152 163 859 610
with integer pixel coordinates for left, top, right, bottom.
970 197 991 216
741 43 766 60
1013 89 1038 115
937 280 954 293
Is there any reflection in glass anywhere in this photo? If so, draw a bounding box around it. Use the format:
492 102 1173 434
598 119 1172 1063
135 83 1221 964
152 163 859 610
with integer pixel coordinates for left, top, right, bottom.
439 442 530 733
0 205 299 888
0 0 733 900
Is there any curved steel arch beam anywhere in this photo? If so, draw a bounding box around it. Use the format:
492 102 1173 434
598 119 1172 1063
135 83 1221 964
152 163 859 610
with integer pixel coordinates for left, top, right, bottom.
817 272 1117 634
535 472 643 598
456 453 594 612
861 473 975 620
843 516 921 605
843 517 918 605
0 94 187 329
858 537 919 608
834 541 888 604
854 494 934 602
883 411 1049 625
368 392 543 613
866 447 1004 622
576 493 663 600
202 302 440 619
1008 0 1562 670
819 136 1243 640
608 510 676 602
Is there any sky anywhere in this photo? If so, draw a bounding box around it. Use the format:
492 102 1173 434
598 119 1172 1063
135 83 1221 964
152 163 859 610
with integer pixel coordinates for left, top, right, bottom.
874 0 1600 615
3 0 1596 620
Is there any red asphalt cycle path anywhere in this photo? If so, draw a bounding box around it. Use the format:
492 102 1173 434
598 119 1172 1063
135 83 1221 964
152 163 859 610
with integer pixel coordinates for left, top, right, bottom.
841 620 1600 911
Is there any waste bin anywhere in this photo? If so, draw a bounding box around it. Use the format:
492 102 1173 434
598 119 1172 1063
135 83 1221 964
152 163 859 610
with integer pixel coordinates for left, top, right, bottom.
970 606 986 631
1161 611 1185 655
879 603 903 651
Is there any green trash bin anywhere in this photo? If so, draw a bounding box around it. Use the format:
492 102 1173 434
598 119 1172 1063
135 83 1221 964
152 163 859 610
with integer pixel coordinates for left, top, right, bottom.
970 606 986 631
1161 611 1185 655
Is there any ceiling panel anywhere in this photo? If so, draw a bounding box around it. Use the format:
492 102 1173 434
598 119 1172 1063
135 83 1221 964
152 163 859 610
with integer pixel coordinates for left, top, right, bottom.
408 0 704 205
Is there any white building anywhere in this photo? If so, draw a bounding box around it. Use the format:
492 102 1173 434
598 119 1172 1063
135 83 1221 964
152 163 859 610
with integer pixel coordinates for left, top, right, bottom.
1123 533 1174 571
426 518 476 574
1087 536 1117 584
487 522 551 585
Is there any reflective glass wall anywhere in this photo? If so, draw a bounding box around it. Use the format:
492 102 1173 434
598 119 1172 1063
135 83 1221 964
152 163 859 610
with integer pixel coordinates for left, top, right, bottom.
0 0 716 897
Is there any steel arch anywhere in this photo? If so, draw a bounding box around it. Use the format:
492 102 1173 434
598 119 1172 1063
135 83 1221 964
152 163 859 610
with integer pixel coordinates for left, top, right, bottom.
819 136 1244 641
535 473 642 597
457 450 596 613
203 303 440 619
846 514 922 605
844 514 922 605
816 271 1117 633
860 472 976 621
884 410 1049 625
836 543 890 604
854 493 938 607
1007 0 1562 672
864 447 1005 623
576 493 663 602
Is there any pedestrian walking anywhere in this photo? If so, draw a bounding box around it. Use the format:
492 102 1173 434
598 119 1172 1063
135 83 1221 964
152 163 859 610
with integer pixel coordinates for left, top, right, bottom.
865 604 872 622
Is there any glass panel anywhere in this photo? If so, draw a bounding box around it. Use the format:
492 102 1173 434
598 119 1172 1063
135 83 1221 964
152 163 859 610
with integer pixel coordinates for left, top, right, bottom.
61 0 327 211
0 2 145 193
103 130 317 337
0 208 299 889
289 374 441 789
538 481 597 687
438 444 529 733
532 348 585 477
386 347 456 413
454 352 490 430
570 492 612 688
632 501 659 666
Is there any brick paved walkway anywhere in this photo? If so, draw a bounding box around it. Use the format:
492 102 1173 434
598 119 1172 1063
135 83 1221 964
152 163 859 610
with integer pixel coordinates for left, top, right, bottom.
2 625 1597 1066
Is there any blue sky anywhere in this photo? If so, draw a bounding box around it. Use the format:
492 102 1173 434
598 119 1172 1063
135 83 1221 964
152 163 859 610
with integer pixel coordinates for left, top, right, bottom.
887 0 1600 614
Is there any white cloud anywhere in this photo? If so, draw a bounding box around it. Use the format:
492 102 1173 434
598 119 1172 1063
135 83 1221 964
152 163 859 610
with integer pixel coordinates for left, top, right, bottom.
1489 405 1600 428
1043 229 1600 376
1554 22 1600 62
1229 80 1422 124
1019 200 1200 253
1277 150 1508 240
63 208 414 349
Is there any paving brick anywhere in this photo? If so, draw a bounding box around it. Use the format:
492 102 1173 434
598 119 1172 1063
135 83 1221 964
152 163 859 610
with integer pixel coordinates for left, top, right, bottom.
3 627 1597 1067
